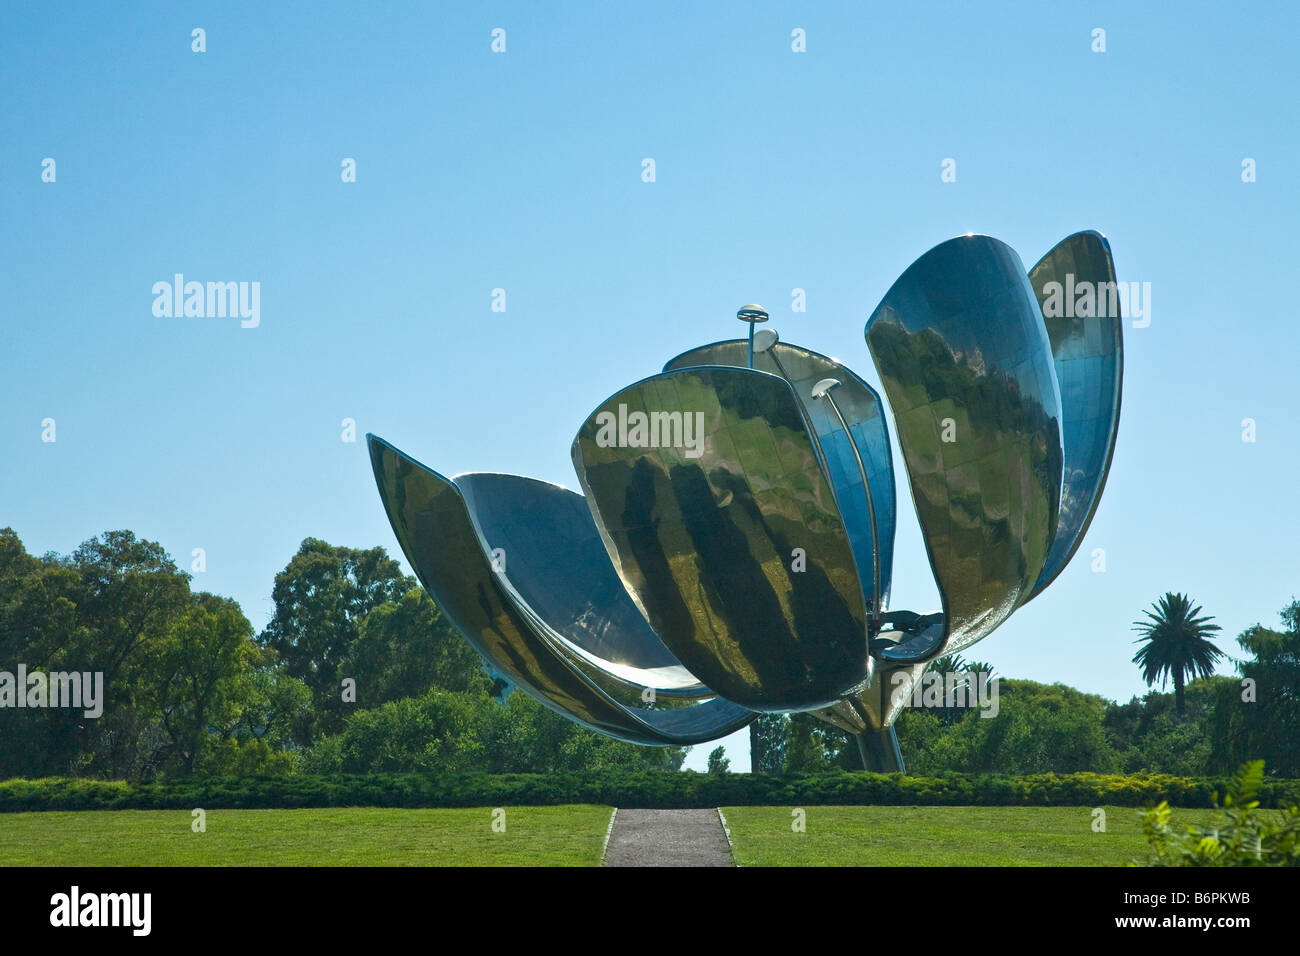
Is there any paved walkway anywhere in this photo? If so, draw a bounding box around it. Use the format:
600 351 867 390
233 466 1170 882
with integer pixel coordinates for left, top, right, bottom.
602 809 734 867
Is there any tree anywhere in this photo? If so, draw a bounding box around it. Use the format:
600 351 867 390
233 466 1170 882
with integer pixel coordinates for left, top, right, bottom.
220 662 312 753
784 713 856 772
344 588 483 702
1 530 193 779
1131 592 1223 714
1207 599 1300 777
0 528 77 777
749 715 788 774
916 680 1120 774
1103 680 1226 776
707 745 730 774
921 653 996 728
149 592 258 775
259 538 414 741
306 682 687 775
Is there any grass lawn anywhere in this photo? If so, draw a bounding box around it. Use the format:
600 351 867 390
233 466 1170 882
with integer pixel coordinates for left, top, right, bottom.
721 805 1227 866
0 805 614 866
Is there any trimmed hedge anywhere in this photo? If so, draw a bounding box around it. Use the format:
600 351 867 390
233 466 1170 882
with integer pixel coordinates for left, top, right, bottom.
2 770 1299 813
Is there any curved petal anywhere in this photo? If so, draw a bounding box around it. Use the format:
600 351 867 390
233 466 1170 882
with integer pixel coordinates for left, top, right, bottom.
1021 230 1123 603
571 366 871 712
366 435 753 745
865 235 1064 661
664 339 897 616
453 471 706 696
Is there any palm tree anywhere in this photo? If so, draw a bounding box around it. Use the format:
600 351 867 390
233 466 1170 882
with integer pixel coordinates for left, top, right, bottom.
1131 592 1223 714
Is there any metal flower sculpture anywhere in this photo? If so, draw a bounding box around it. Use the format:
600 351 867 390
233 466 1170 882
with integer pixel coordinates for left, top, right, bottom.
368 231 1122 770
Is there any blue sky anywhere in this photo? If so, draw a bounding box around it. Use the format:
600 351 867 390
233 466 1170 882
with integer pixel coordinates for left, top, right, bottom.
3 1 1297 771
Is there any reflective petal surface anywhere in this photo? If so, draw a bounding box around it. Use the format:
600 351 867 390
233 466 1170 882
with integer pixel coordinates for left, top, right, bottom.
865 235 1064 661
367 435 753 745
571 366 870 712
1022 231 1123 603
454 471 706 696
664 340 897 616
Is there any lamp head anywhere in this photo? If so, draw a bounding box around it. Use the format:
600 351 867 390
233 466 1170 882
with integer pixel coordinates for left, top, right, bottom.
810 377 842 400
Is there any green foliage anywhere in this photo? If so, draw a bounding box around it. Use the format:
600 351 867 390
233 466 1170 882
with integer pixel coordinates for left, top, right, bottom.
749 715 787 775
196 737 296 778
337 688 488 774
2 769 1297 813
259 538 415 741
1139 761 1300 866
1131 592 1223 713
920 654 995 728
784 713 857 772
895 680 1120 775
309 682 684 776
1206 600 1300 777
1104 679 1224 776
344 588 482 701
707 746 730 774
149 592 260 775
220 663 312 753
0 529 194 778
0 527 686 782
0 528 290 781
5 524 1297 793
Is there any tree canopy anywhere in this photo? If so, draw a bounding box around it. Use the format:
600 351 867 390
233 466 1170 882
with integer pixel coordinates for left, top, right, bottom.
0 528 683 781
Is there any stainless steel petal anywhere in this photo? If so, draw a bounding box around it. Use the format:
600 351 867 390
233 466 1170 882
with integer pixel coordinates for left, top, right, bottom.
865 234 1064 661
1022 230 1123 603
571 366 870 712
453 471 707 696
664 340 897 617
367 435 753 746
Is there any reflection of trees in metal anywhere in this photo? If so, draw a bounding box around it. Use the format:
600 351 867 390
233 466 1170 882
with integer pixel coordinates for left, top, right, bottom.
664 340 897 617
573 367 869 713
1025 231 1124 603
367 437 753 747
367 231 1122 771
866 236 1065 662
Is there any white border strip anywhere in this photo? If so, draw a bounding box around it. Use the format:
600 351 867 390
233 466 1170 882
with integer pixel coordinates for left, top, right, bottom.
599 807 618 865
716 807 736 866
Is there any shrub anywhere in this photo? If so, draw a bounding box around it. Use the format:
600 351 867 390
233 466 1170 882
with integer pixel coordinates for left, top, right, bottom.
2 768 1298 813
1138 760 1300 866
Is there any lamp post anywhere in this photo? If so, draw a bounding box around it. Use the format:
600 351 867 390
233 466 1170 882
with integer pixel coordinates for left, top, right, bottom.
736 304 769 368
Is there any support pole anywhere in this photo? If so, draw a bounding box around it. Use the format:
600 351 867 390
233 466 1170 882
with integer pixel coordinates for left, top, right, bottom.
855 726 905 773
736 304 769 370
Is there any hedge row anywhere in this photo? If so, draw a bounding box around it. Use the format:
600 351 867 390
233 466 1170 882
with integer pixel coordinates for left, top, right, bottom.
3 770 1299 813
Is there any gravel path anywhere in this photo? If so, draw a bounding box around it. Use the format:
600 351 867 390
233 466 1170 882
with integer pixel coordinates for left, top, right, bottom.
602 809 734 867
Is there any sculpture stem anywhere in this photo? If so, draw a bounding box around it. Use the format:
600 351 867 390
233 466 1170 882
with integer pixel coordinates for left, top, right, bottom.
855 727 904 773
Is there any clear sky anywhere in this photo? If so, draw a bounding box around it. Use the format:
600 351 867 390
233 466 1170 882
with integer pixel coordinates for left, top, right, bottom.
3 2 1297 771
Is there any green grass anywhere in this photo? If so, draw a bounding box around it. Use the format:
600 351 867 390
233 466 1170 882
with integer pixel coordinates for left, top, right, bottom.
0 804 1256 866
0 805 614 866
721 805 1227 866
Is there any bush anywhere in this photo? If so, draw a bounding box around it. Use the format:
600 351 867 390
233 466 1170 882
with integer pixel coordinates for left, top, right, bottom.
3 769 1299 813
1138 760 1300 866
